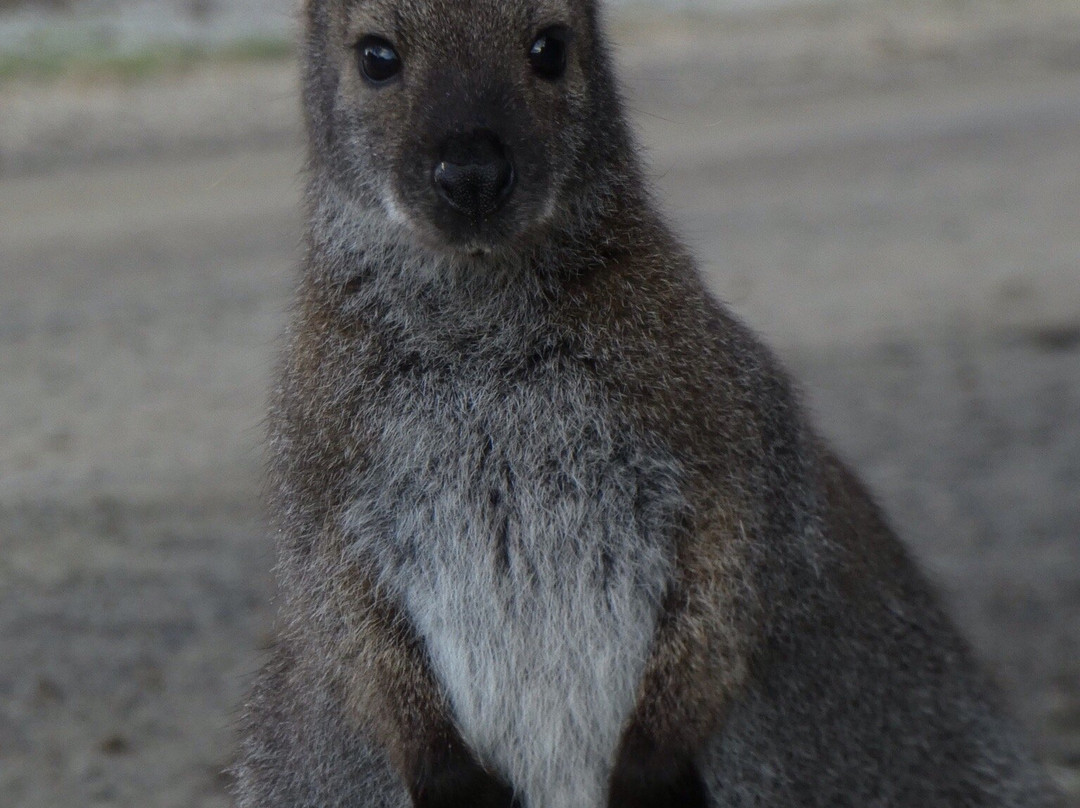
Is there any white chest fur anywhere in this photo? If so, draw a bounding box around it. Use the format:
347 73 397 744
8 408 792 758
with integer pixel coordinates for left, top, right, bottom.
344 367 681 808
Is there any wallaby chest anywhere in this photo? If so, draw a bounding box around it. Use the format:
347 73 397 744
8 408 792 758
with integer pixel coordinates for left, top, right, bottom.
344 354 682 807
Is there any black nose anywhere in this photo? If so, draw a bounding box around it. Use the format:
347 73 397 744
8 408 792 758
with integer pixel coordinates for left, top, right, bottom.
432 130 515 219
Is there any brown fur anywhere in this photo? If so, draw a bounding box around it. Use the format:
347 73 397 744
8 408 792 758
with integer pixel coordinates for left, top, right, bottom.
233 1 1062 806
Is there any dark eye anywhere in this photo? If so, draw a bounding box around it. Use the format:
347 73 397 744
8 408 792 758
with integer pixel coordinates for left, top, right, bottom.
528 27 568 81
357 35 401 84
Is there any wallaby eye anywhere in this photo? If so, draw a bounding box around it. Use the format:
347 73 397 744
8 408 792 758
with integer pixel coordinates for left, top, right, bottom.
357 35 401 84
528 27 569 81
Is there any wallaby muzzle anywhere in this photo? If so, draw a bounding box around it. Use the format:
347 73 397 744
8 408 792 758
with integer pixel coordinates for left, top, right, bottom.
433 129 516 220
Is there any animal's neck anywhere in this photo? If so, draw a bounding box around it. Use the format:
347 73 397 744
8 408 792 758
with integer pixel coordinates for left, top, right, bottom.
300 163 651 351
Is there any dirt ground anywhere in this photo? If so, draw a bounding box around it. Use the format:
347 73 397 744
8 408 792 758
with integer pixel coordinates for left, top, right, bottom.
1 1 1078 806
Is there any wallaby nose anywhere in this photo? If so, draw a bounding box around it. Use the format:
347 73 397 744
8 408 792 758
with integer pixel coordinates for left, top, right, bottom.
432 130 515 219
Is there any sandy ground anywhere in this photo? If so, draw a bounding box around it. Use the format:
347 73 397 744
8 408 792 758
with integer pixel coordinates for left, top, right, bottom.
1 1 1079 805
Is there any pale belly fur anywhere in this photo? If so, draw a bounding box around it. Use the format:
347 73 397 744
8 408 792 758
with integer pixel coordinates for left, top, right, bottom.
344 373 682 808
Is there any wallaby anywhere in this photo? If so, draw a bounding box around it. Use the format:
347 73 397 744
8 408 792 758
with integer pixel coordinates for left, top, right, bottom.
232 0 1061 806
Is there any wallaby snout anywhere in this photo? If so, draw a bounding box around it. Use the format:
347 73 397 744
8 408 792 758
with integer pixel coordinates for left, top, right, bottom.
433 129 516 219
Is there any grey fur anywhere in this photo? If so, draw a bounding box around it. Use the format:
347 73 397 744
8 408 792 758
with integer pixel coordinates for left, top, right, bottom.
342 360 682 806
232 0 1062 806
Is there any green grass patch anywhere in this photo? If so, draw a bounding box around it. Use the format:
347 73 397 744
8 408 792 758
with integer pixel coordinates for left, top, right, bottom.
0 35 295 83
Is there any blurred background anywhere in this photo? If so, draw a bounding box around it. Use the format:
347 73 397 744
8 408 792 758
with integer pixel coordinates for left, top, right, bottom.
1 0 1078 805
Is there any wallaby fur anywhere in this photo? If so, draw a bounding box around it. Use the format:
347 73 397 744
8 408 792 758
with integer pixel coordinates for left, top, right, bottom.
232 1 1062 806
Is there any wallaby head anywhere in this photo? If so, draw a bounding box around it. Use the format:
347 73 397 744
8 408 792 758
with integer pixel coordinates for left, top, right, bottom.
302 0 634 258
